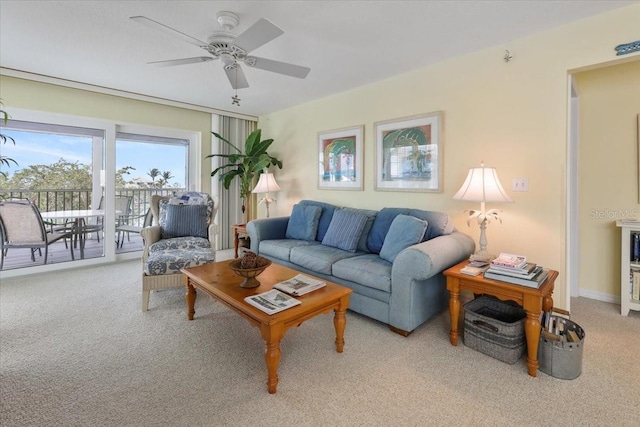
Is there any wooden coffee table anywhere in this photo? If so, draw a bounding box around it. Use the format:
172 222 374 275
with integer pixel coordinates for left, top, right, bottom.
181 260 352 394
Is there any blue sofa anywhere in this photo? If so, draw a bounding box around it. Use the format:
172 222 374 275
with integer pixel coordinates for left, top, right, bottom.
247 200 475 335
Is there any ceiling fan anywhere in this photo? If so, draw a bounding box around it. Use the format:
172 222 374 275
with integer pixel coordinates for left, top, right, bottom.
130 11 311 90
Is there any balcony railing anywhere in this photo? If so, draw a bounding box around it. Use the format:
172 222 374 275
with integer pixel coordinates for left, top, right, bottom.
1 188 185 227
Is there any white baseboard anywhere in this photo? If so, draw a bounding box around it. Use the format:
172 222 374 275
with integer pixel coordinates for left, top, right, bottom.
578 288 619 304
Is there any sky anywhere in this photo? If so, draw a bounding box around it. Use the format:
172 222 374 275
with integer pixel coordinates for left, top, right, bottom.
1 130 186 187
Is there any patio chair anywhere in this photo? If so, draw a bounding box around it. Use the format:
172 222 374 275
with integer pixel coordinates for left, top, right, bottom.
140 192 218 311
0 199 75 270
116 207 153 248
83 195 132 243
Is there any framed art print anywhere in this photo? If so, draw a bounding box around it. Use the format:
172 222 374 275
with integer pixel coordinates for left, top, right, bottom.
374 111 443 192
318 125 364 190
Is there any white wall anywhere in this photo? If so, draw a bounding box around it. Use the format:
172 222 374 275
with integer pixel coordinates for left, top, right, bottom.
0 76 214 194
257 4 640 309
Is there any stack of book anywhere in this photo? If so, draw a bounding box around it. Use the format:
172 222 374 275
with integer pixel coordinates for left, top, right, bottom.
483 253 549 288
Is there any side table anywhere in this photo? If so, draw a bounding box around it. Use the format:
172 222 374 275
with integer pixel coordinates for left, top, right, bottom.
443 261 558 377
232 224 248 258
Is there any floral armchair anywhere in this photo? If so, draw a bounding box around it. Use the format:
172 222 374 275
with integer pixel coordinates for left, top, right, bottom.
140 192 218 311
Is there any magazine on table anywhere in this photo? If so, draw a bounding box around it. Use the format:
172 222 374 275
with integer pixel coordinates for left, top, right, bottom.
273 274 326 296
244 289 301 315
491 253 527 269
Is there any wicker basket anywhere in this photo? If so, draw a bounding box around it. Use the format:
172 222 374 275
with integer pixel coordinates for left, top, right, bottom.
463 296 526 364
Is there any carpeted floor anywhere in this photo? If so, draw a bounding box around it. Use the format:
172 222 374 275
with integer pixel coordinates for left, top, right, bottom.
1 260 639 426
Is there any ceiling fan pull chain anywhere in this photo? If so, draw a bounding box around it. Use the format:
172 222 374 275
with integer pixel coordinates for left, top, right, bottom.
232 67 241 106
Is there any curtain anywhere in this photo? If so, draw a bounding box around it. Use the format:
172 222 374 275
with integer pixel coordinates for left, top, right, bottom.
215 116 257 250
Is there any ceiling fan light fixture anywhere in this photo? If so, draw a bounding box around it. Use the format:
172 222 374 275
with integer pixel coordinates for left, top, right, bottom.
220 53 236 67
217 11 239 31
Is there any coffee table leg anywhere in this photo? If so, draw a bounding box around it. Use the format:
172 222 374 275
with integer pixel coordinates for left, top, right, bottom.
261 323 284 394
334 295 349 353
185 279 197 321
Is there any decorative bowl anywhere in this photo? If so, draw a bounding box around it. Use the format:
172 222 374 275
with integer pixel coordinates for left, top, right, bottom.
228 258 272 288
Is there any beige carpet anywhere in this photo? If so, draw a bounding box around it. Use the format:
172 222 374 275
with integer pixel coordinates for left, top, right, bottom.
1 260 639 427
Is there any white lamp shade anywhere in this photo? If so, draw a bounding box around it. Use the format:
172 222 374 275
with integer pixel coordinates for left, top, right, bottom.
252 173 281 194
453 166 513 203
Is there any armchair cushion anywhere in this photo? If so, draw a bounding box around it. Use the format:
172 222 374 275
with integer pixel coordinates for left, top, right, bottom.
159 201 208 239
145 236 214 275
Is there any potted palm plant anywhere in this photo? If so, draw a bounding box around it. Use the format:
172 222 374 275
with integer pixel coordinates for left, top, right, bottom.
208 129 283 222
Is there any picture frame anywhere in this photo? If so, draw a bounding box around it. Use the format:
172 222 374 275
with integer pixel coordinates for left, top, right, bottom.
318 125 364 190
374 111 443 192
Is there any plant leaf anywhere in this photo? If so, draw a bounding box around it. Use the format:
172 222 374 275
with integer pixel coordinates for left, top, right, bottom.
244 129 261 155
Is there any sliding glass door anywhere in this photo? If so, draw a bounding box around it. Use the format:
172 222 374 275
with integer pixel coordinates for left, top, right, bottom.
1 110 201 275
0 119 106 270
114 132 188 253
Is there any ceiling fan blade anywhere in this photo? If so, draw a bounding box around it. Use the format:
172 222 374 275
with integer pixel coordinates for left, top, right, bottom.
232 18 284 53
149 57 216 67
224 65 249 90
246 56 310 79
130 16 208 48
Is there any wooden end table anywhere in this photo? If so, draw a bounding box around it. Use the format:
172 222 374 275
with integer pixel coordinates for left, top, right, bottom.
182 260 352 394
231 224 248 258
443 261 558 377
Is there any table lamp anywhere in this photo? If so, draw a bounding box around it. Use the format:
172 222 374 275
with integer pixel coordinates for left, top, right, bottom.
453 162 513 262
252 171 281 218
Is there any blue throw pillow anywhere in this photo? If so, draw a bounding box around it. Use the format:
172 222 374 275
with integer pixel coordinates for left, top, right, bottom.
343 208 377 253
321 208 369 252
367 207 453 253
285 204 322 241
379 214 428 263
160 203 208 239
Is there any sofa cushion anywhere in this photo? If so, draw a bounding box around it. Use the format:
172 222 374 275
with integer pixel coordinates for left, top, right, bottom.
321 208 368 252
290 244 360 275
259 239 320 262
367 207 453 253
332 254 392 293
159 202 209 239
285 204 322 241
379 214 428 263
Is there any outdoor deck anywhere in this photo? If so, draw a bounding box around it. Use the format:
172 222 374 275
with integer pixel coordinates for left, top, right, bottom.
0 233 144 271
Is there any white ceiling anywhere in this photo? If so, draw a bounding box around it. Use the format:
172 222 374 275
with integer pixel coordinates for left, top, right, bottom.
0 1 634 118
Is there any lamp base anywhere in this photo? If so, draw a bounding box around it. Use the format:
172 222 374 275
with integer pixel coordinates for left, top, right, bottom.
469 251 495 263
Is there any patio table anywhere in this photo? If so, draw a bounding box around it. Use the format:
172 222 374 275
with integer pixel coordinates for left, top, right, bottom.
40 210 116 259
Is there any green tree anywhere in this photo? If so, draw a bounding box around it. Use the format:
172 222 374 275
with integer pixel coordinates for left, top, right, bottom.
7 158 91 189
147 168 160 187
2 158 92 210
116 166 136 188
158 170 174 188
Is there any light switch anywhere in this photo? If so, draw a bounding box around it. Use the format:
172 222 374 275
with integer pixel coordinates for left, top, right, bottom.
512 177 528 192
